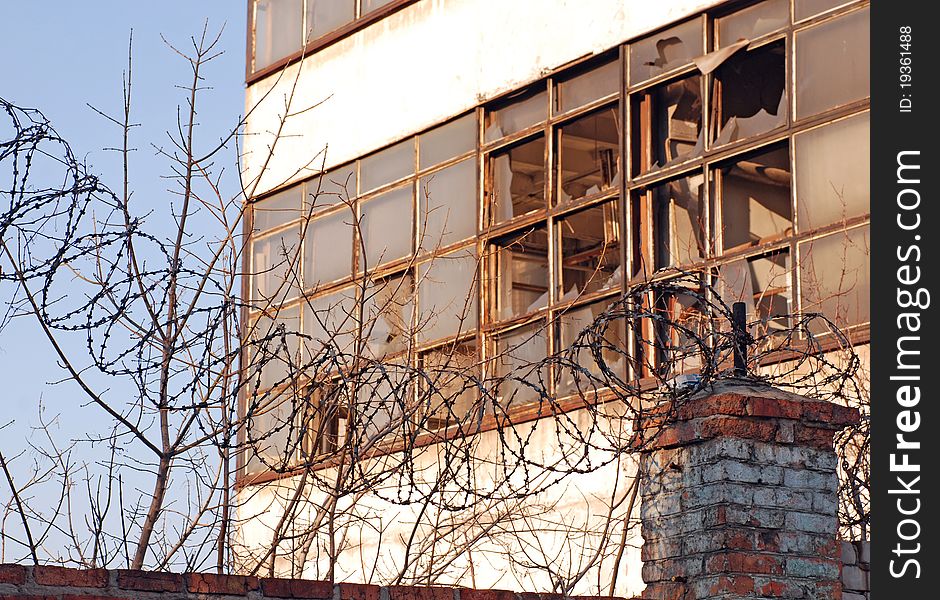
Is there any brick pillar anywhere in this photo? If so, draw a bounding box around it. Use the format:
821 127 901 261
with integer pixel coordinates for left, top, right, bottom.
635 381 859 600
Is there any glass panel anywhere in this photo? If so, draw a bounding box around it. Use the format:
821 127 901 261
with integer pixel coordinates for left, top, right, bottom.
419 158 476 250
796 7 870 119
652 175 707 269
713 41 786 145
303 208 353 287
795 0 857 21
493 322 548 408
306 163 357 215
354 366 408 439
491 226 550 321
719 145 792 251
359 184 413 269
419 114 476 170
301 382 344 457
253 185 303 232
717 0 789 46
796 112 870 231
363 273 414 358
305 0 355 40
420 341 479 429
303 286 358 361
629 18 703 85
249 305 302 391
556 300 626 394
651 282 708 376
799 226 870 330
717 251 791 332
417 248 478 343
557 202 621 299
488 136 546 224
632 74 702 174
555 106 620 205
361 0 397 14
360 139 414 193
254 0 303 71
554 58 619 114
251 228 301 304
484 88 548 143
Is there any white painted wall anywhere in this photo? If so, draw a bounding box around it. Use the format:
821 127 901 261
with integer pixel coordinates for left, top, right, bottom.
242 0 725 196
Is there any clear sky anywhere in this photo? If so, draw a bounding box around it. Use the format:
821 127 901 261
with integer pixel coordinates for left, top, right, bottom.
0 2 246 475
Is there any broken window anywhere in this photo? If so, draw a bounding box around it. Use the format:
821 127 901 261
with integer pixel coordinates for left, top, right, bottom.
796 112 870 231
717 145 792 251
650 282 708 377
303 286 358 362
629 18 704 85
557 202 621 299
362 273 414 358
305 0 355 40
303 207 353 288
487 136 546 225
795 0 859 22
489 226 550 322
556 299 626 395
419 341 479 429
493 322 548 408
251 228 302 304
648 175 707 269
632 74 702 174
253 184 303 233
799 226 870 331
795 7 870 119
300 381 345 458
554 57 619 114
417 248 478 343
717 0 788 46
419 158 476 250
359 184 413 269
419 113 476 170
306 163 356 215
712 40 786 145
253 0 304 70
717 250 792 332
484 88 548 143
555 107 620 204
360 139 414 194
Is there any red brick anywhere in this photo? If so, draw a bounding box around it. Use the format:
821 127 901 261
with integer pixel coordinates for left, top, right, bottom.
708 575 755 595
641 581 684 600
815 580 843 600
0 564 26 585
802 401 834 423
708 552 783 575
747 396 801 420
794 425 836 449
459 589 516 600
116 569 183 592
758 579 791 597
185 572 258 594
261 577 333 599
338 582 381 600
33 566 108 588
388 585 455 600
63 596 132 600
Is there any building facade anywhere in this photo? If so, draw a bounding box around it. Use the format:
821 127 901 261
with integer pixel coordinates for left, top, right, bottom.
238 0 869 594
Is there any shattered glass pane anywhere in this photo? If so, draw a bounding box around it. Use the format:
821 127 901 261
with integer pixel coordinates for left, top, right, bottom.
420 341 479 428
558 202 621 298
713 41 786 144
633 74 702 174
717 251 791 331
555 106 620 204
630 18 703 85
556 300 626 395
491 226 549 321
652 175 707 269
488 136 546 224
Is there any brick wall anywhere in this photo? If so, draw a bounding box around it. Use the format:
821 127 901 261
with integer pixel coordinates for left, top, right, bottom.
840 541 871 600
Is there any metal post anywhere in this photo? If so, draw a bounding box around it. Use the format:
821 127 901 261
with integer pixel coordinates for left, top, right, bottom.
732 301 748 377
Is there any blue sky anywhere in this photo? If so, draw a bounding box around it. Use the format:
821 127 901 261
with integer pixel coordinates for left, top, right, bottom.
0 3 246 470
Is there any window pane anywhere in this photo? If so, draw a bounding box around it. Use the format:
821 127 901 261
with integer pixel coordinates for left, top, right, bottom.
417 248 478 343
555 107 620 205
303 286 358 361
796 112 870 231
629 18 703 85
488 136 546 224
359 185 413 269
305 0 355 40
799 226 870 330
795 0 858 21
651 175 707 269
419 114 476 170
490 226 549 321
420 341 479 429
419 158 476 250
249 305 302 391
355 366 408 439
796 7 870 119
713 41 786 145
361 0 397 14
556 300 626 394
360 139 414 193
717 251 791 332
363 273 414 358
719 145 792 251
306 163 357 215
632 74 702 174
717 0 789 46
493 322 548 408
484 88 548 143
554 58 619 114
304 208 353 287
253 185 303 232
254 0 303 70
251 228 301 304
558 202 621 299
